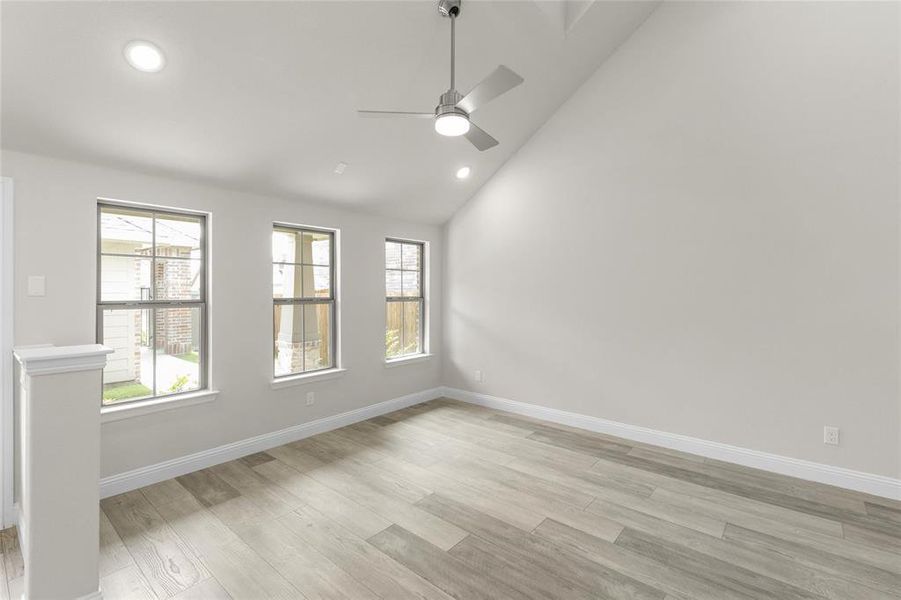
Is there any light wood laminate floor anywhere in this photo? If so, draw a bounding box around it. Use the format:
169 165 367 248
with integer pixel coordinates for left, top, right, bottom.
4 398 900 599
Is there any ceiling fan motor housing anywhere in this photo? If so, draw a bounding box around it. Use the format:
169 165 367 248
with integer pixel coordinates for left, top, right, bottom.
436 89 467 119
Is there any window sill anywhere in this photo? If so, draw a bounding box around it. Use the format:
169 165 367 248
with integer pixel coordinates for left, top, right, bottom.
101 389 219 423
271 368 347 389
385 353 434 368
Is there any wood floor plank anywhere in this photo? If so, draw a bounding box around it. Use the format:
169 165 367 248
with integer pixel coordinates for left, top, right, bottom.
532 518 751 600
371 454 548 531
376 415 520 467
368 525 530 600
239 452 276 468
196 539 302 600
416 493 666 600
265 443 328 473
650 486 844 539
865 501 901 524
176 469 242 509
0 528 22 582
169 578 233 600
101 491 211 599
252 458 392 539
209 459 303 518
448 533 599 600
142 487 242 559
842 522 901 553
527 426 634 457
229 516 379 600
434 455 596 509
0 542 9 600
387 408 596 470
505 455 656 499
100 564 157 600
587 486 727 538
722 523 901 597
616 527 824 600
702 457 871 514
582 497 892 600
99 508 135 577
306 460 467 550
280 503 455 600
589 445 900 539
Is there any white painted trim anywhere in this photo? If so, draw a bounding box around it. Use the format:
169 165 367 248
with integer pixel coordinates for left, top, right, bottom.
270 368 347 390
14 344 112 376
0 177 13 528
385 353 434 368
441 387 901 501
101 390 219 423
74 590 102 600
100 386 443 498
16 508 26 563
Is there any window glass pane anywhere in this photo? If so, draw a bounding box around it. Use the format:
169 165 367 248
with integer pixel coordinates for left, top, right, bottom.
402 300 422 355
304 303 332 371
155 214 202 257
154 306 202 396
385 241 402 270
273 229 302 263
101 308 153 405
303 231 332 265
100 207 153 255
402 271 420 298
154 258 201 300
386 269 402 297
304 265 331 298
386 302 403 358
274 304 303 377
273 264 301 299
100 255 152 301
402 244 421 271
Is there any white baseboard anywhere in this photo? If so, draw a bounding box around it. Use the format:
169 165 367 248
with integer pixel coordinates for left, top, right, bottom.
100 387 444 498
441 387 901 501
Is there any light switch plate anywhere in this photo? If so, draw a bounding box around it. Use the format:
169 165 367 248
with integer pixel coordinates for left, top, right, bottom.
27 275 45 297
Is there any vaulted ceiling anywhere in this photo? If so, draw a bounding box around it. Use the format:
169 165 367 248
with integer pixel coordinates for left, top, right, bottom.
1 1 657 223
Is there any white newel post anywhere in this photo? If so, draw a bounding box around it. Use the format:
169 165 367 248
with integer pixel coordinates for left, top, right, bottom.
14 344 112 600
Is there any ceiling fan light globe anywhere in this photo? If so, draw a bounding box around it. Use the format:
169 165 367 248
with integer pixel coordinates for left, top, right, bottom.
434 113 470 137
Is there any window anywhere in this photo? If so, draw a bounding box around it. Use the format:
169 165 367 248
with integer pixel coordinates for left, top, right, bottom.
272 225 336 377
97 203 207 406
385 239 425 359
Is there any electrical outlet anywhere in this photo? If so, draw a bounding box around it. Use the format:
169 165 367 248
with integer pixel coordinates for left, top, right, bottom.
306 392 315 406
823 426 840 446
475 370 483 383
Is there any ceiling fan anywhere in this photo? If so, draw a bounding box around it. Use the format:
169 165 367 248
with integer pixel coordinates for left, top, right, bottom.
357 0 524 151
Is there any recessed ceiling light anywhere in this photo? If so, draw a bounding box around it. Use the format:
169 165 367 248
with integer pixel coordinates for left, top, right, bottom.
456 166 471 179
124 40 166 73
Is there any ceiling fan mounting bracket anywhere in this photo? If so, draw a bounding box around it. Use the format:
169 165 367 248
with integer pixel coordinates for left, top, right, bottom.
438 0 461 18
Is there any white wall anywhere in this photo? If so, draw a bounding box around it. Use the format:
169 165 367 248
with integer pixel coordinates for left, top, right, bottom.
2 149 443 477
444 1 900 478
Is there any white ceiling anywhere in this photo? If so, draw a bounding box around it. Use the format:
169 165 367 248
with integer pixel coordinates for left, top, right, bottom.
1 1 657 224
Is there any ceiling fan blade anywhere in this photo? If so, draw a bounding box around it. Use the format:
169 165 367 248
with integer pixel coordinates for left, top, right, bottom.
357 110 434 119
464 122 499 151
457 65 524 114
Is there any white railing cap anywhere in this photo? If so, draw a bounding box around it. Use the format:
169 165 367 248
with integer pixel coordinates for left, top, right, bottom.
14 344 113 376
